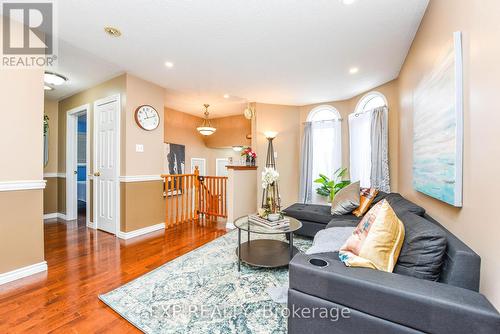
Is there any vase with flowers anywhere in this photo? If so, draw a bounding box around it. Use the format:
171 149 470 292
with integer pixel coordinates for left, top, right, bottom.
241 147 257 166
260 167 281 220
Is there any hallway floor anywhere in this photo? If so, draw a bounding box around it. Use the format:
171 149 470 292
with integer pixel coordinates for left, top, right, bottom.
0 216 227 333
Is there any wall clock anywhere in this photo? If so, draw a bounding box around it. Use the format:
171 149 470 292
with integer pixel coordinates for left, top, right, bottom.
134 105 160 131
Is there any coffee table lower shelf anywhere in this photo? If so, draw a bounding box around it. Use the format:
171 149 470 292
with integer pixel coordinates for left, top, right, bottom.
236 239 299 269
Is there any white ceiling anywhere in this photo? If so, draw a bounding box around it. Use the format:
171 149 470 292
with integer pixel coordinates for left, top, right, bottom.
47 0 429 116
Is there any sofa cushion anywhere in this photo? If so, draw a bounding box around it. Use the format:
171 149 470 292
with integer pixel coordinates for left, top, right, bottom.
331 181 360 215
352 188 379 217
384 193 426 216
394 212 447 281
283 203 333 224
326 214 361 228
339 200 405 272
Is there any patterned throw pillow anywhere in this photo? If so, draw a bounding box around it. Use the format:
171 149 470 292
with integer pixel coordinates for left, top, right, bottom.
352 188 379 217
339 200 405 272
331 181 360 215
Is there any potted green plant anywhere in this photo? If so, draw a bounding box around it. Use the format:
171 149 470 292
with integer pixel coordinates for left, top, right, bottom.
314 168 351 202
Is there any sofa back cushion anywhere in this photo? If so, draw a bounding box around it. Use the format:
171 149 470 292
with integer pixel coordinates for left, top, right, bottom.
394 212 447 281
384 193 426 216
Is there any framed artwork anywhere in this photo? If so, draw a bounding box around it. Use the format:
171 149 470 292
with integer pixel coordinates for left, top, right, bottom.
164 143 185 196
413 31 463 207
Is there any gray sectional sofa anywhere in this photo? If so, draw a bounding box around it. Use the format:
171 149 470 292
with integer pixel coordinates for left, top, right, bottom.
283 193 500 334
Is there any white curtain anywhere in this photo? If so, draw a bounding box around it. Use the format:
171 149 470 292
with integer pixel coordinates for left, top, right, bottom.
349 112 372 188
311 120 342 203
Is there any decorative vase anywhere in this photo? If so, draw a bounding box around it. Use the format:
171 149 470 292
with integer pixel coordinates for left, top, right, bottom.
246 155 251 166
251 157 256 166
268 213 280 221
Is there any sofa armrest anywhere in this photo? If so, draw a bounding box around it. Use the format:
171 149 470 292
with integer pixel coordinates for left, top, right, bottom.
289 253 500 334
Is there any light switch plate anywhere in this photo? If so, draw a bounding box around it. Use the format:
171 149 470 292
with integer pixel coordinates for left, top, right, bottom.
136 144 144 152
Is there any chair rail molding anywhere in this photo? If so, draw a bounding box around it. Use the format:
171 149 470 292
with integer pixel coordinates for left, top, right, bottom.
119 175 163 183
0 180 46 192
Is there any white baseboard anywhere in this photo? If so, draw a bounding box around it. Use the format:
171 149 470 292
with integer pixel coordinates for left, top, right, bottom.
87 221 96 229
226 222 236 229
44 212 68 220
116 223 165 240
0 261 48 286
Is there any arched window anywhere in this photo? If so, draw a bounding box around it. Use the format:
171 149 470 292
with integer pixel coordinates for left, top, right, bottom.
355 91 387 114
306 105 342 203
349 92 389 190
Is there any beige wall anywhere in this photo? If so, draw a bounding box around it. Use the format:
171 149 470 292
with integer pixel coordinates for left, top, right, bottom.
254 103 301 208
0 68 45 274
43 178 58 214
0 69 44 181
125 74 165 176
204 115 251 148
397 0 500 308
44 99 59 174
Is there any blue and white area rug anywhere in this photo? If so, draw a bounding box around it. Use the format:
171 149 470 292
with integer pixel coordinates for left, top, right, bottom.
99 231 312 333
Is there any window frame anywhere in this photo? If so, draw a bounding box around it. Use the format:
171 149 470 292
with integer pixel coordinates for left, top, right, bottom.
306 105 341 122
354 91 388 115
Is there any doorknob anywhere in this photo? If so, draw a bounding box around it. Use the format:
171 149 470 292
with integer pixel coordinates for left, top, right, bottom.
74 170 77 175
94 171 101 177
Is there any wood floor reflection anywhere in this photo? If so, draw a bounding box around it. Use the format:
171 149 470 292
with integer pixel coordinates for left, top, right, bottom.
0 213 227 333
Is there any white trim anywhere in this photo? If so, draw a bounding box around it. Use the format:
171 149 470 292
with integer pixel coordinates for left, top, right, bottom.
119 175 163 183
87 221 96 229
43 172 67 178
0 180 46 192
306 105 342 122
0 261 48 285
93 94 121 235
453 31 464 207
116 223 165 240
66 104 90 221
226 222 236 229
43 212 68 220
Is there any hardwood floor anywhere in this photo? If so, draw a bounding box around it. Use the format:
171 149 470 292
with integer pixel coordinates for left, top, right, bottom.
0 214 227 333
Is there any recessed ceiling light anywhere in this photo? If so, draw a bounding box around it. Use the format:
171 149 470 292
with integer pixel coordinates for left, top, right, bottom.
44 71 67 86
44 85 53 91
349 67 359 74
341 0 356 5
223 94 230 99
165 61 174 68
104 26 122 37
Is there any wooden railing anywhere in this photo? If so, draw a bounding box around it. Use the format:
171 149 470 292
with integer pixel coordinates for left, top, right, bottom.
161 167 227 228
198 175 228 220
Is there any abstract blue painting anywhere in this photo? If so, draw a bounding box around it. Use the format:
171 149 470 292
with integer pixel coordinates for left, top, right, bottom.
413 32 463 207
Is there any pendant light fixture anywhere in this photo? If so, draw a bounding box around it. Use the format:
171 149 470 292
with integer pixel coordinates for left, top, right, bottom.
197 104 216 136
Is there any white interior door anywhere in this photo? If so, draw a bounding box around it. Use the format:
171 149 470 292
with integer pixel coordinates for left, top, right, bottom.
94 95 120 234
216 158 229 176
191 158 206 176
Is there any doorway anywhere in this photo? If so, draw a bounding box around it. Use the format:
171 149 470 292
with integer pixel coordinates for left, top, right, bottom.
66 105 90 224
92 95 121 235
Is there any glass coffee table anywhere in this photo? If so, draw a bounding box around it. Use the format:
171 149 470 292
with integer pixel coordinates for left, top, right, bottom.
234 215 302 271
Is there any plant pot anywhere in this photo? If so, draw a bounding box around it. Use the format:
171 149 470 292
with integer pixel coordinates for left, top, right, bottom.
268 213 280 222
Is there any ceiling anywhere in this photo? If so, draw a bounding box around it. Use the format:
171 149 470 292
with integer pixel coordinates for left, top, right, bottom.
47 0 429 117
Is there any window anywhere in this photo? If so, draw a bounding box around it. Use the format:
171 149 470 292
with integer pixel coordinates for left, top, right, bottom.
349 92 388 188
355 92 387 114
307 105 342 203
